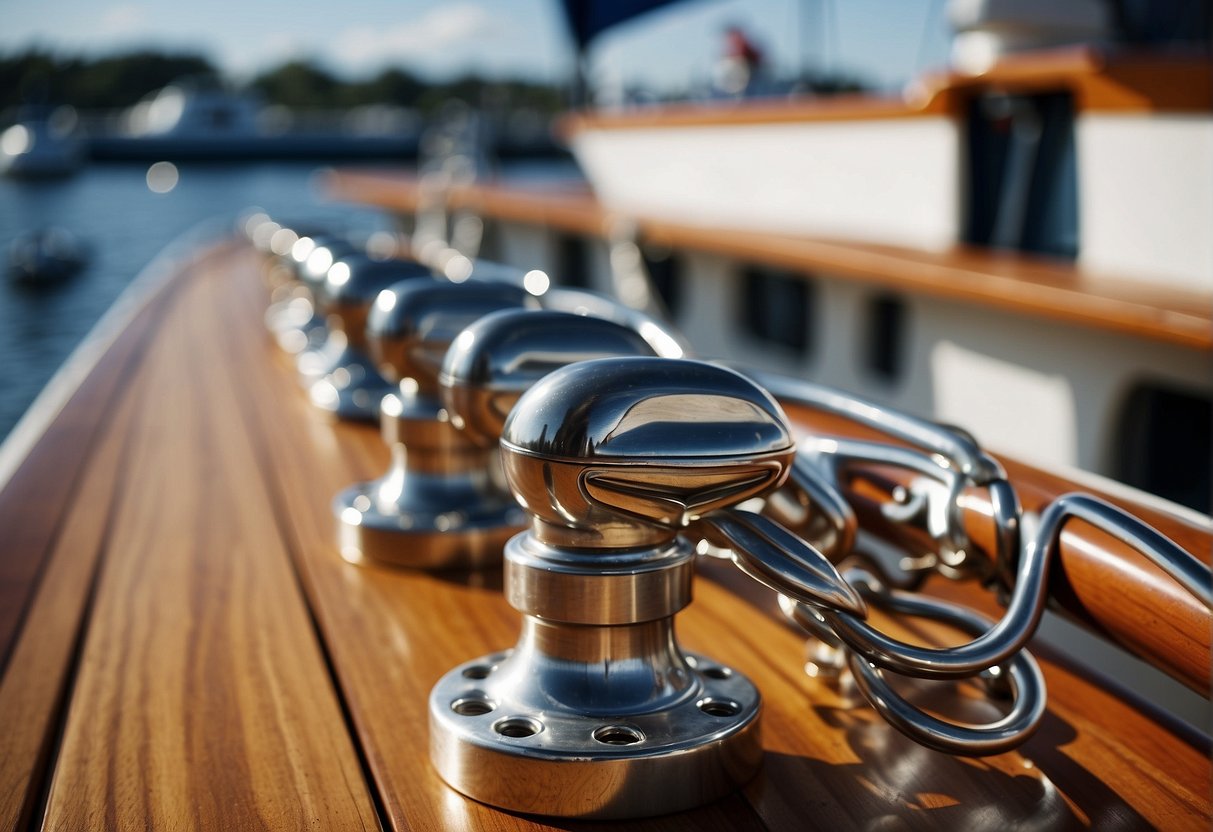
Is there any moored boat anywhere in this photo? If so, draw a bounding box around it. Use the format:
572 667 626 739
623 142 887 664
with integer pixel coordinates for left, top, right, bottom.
5 227 89 286
329 0 1213 516
0 106 85 179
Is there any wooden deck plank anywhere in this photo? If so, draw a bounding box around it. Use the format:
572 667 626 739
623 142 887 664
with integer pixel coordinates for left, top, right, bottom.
0 278 175 677
0 353 143 831
38 247 381 831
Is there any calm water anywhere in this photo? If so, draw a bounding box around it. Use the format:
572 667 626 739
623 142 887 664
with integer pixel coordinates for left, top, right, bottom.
0 162 394 440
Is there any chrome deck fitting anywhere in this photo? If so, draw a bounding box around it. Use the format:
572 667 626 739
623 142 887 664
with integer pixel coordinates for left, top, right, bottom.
266 234 360 355
439 307 659 449
333 280 532 569
306 254 431 421
430 357 805 818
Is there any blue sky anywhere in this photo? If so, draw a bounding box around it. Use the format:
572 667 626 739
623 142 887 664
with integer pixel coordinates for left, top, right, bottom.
1 0 951 91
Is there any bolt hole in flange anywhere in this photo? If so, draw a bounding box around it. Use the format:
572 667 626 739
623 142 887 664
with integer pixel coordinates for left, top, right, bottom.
701 666 733 680
461 664 493 680
593 725 645 746
698 697 742 717
451 696 496 716
494 716 543 738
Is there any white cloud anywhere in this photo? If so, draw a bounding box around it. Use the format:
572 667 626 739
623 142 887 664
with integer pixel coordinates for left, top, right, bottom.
99 4 149 37
330 3 502 74
222 32 310 77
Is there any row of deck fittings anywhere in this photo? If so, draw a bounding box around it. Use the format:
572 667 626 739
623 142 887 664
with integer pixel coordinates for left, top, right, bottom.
249 215 689 569
242 213 1208 820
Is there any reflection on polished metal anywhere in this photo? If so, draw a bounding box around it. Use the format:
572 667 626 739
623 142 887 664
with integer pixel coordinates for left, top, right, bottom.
430 358 860 818
266 233 360 356
333 280 532 569
539 286 690 358
307 254 432 421
439 308 659 449
292 238 369 383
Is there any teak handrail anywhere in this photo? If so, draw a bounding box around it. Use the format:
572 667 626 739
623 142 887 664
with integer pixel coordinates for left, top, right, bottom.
326 170 1213 351
556 47 1213 139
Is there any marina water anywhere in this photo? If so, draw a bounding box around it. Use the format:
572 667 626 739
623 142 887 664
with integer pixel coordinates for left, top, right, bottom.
0 162 391 440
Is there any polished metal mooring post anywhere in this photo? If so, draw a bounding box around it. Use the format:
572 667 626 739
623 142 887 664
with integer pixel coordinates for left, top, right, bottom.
430 358 863 819
333 279 532 569
307 254 432 421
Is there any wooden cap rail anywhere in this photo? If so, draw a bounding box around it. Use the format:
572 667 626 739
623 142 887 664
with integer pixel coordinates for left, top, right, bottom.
0 241 1208 829
556 47 1212 140
327 169 1213 351
915 47 1213 114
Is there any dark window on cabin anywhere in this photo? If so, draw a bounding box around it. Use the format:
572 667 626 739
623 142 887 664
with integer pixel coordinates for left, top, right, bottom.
641 244 681 317
863 294 906 383
476 219 501 261
1114 383 1212 512
739 267 813 355
556 234 591 288
965 92 1079 259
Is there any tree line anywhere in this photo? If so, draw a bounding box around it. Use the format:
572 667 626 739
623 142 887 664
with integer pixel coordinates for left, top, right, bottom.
0 49 566 116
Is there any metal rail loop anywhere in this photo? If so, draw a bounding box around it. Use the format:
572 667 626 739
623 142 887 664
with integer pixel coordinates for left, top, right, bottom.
815 492 1211 681
839 570 1048 757
709 371 1208 754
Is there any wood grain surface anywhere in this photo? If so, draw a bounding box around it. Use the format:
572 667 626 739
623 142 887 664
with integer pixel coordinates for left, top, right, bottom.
0 276 175 677
0 242 1209 830
9 248 381 831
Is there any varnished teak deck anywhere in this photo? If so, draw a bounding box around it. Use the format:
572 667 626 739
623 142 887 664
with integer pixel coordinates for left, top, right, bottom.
0 242 1209 830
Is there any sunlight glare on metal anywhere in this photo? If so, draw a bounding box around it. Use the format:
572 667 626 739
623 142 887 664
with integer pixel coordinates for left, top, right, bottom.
366 230 400 260
286 296 313 323
417 237 446 267
310 379 339 409
522 269 550 296
328 261 351 287
1 124 31 156
306 246 334 275
444 254 473 283
639 321 684 358
382 394 404 417
453 329 476 353
292 236 317 263
278 329 308 354
269 227 299 256
375 289 397 313
242 211 269 239
251 221 280 251
146 161 179 194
